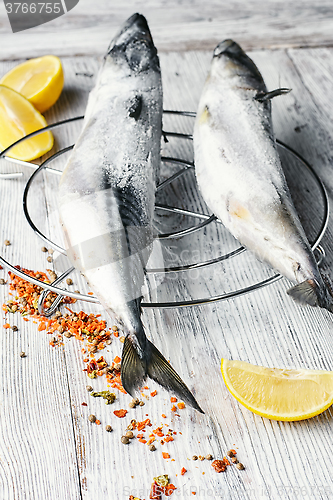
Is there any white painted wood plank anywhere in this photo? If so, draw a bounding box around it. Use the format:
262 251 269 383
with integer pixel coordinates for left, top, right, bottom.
0 172 82 499
0 0 333 59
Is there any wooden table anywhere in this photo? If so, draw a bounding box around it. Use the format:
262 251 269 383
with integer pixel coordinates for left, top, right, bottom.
1 2 333 499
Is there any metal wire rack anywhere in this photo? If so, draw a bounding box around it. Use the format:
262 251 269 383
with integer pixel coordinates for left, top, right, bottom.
0 111 329 316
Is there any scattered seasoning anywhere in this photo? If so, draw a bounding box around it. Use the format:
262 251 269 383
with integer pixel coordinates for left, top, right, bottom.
46 256 53 263
236 462 245 470
4 240 11 246
48 249 54 255
125 430 134 439
170 397 177 403
81 402 88 406
205 454 213 460
66 278 73 285
11 325 18 331
149 444 156 452
199 455 205 461
212 460 226 473
177 402 185 409
86 385 93 392
121 436 130 444
162 452 170 459
231 457 238 464
149 475 176 499
192 455 198 461
95 420 101 425
171 405 177 412
0 278 6 285
150 390 157 397
41 247 48 252
139 401 145 406
227 450 234 457
90 390 116 405
114 409 128 418
105 425 112 432
20 351 26 358
88 414 96 423
180 467 186 476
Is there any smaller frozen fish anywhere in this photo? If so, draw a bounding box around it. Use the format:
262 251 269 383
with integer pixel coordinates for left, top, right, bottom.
193 39 333 312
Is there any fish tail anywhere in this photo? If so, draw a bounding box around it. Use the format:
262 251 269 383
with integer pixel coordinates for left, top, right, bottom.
287 278 333 312
121 333 204 413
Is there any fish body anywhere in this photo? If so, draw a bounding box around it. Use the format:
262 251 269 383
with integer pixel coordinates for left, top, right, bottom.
58 14 202 411
194 39 333 311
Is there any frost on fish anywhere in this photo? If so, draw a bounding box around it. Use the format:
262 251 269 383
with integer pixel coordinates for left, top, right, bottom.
58 13 203 412
194 39 333 312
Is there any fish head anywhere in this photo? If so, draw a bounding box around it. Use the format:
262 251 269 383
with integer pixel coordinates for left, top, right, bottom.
106 13 160 75
210 39 266 91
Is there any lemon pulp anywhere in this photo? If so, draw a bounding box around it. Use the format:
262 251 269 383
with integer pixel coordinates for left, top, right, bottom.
221 358 333 421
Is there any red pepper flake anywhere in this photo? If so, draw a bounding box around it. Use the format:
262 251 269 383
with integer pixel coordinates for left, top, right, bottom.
181 467 187 476
95 419 101 425
192 493 196 496
139 438 147 444
177 402 185 409
114 409 127 418
81 402 88 406
161 414 166 419
150 390 157 397
88 292 94 295
114 355 121 364
165 484 176 496
144 385 149 390
3 323 10 329
212 460 227 473
171 405 177 412
149 482 161 500
162 452 170 459
170 397 177 403
38 322 46 331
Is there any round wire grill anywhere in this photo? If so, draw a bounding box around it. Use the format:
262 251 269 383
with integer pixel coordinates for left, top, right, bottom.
0 111 329 316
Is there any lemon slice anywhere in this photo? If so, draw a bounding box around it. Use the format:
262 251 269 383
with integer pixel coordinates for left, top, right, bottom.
0 55 64 113
221 358 333 421
0 85 54 161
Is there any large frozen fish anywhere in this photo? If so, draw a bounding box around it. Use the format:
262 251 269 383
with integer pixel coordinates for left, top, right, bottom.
58 14 202 412
193 39 333 312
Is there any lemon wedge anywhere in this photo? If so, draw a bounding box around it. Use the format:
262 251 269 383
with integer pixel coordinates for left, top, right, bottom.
221 358 333 421
0 55 64 113
0 85 54 161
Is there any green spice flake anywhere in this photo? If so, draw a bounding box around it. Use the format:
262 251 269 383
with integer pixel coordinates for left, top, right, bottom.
90 390 116 405
154 475 169 487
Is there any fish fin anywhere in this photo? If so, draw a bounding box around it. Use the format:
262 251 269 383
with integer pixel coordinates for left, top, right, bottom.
255 88 291 102
146 339 204 413
121 335 147 397
121 334 204 413
287 279 320 307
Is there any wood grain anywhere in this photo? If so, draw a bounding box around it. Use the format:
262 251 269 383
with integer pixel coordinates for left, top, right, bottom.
1 45 333 499
0 0 333 59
